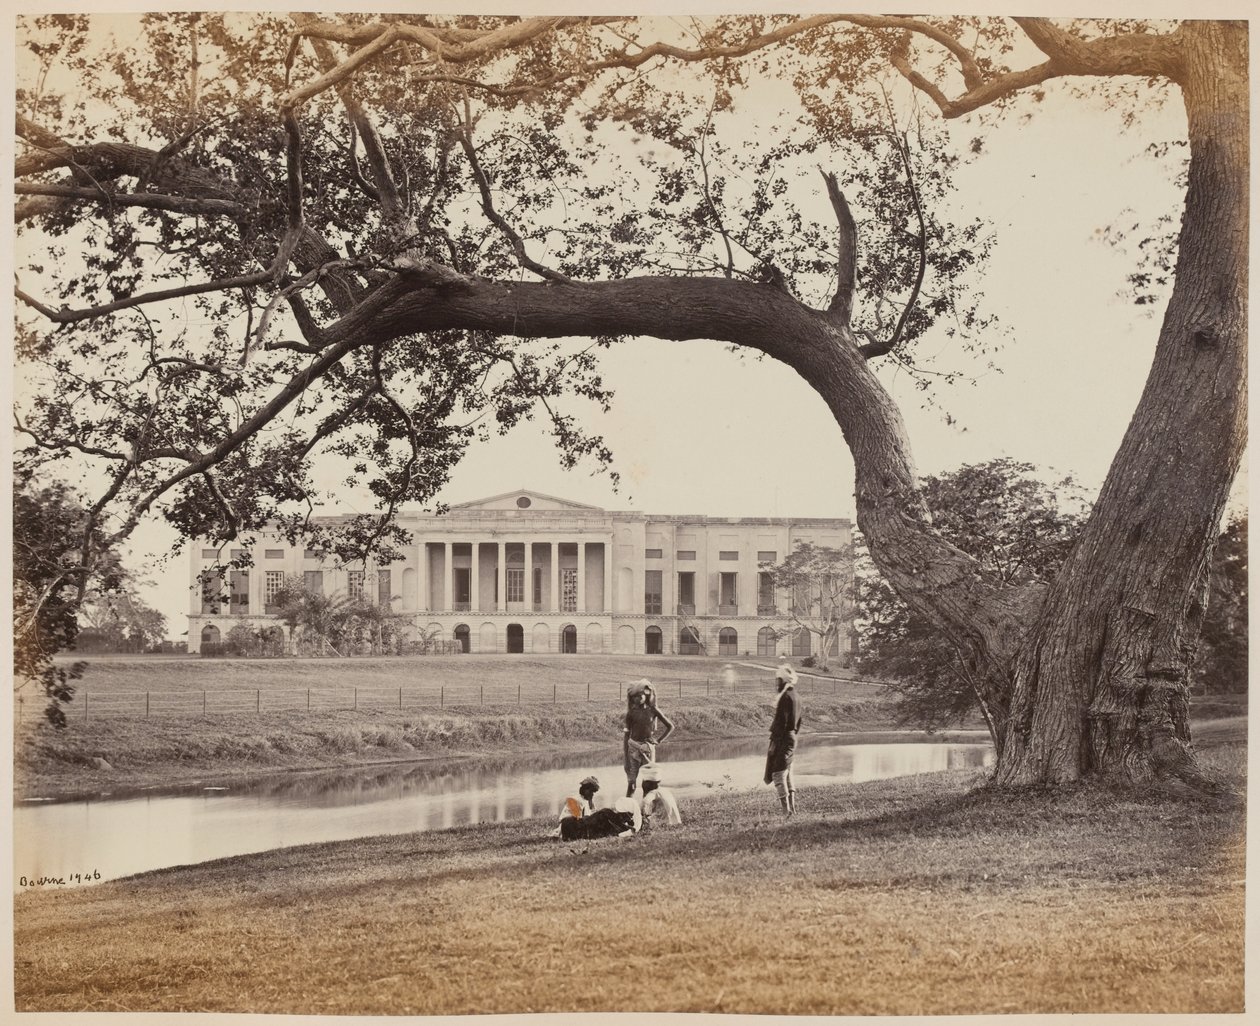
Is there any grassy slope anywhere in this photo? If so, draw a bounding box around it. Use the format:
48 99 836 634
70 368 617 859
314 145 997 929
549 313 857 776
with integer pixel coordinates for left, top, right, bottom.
13 739 1245 1016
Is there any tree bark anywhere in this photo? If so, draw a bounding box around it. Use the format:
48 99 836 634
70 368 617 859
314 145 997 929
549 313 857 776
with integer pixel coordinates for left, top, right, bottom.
995 21 1248 785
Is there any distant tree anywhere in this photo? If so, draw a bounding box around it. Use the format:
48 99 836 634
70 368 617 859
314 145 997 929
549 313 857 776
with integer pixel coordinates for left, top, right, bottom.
762 542 855 672
859 460 1089 755
341 594 410 655
265 576 309 654
79 579 168 652
1193 514 1247 696
13 473 124 726
260 575 354 656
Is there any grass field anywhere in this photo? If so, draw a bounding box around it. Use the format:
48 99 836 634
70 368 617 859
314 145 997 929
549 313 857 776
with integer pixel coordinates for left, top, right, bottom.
13 736 1245 1016
45 651 839 692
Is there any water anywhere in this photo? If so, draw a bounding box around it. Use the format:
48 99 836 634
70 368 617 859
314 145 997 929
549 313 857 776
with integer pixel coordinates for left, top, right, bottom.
15 736 993 890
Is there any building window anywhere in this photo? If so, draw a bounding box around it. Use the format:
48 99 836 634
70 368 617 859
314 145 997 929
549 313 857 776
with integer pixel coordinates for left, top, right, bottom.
719 550 739 561
454 568 471 609
265 549 285 559
533 567 543 606
645 548 663 559
230 571 249 614
718 627 738 656
644 570 663 615
506 568 525 602
757 550 778 563
303 547 320 559
200 572 225 614
758 572 776 615
719 572 738 614
347 571 365 601
677 572 695 614
231 549 247 560
264 571 285 611
676 550 696 561
303 570 324 596
377 570 392 609
562 568 578 613
201 548 219 559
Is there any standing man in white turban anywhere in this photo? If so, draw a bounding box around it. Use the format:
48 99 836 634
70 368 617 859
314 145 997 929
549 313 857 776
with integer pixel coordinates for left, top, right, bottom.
765 661 803 816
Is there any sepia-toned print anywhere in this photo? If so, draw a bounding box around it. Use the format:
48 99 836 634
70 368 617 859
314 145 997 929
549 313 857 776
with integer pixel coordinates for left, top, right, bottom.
11 8 1246 1020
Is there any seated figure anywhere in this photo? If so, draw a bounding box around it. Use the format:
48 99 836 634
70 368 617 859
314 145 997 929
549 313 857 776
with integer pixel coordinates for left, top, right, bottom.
554 775 636 840
638 763 683 830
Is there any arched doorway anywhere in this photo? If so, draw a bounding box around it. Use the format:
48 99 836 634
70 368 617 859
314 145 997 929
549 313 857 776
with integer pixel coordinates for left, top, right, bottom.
718 627 738 656
561 624 578 654
645 625 662 655
679 626 702 655
200 624 221 653
507 623 524 653
757 626 776 657
453 624 470 653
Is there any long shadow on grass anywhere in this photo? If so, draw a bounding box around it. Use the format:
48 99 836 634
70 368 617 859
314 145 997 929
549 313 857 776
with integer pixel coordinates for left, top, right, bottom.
114 776 1243 903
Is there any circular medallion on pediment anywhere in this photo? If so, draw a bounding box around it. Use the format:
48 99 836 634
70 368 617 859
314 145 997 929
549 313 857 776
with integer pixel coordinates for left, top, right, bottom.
516 495 532 508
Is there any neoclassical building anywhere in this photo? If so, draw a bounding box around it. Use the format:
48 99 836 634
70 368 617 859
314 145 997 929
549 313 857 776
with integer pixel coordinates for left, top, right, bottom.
188 489 854 658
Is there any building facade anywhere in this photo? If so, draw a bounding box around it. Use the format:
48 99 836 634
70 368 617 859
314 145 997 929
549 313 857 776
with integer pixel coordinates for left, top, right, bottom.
187 489 855 659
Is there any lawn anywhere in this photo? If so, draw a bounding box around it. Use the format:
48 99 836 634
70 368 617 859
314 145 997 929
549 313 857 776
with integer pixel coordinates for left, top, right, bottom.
13 738 1245 1016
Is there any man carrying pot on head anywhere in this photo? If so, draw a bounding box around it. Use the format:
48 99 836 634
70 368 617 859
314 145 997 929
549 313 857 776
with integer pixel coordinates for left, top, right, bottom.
623 678 675 797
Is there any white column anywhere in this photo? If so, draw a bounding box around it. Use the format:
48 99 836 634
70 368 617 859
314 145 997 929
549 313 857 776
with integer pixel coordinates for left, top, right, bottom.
551 542 561 614
496 541 506 611
603 539 612 614
443 543 453 612
419 543 429 612
470 541 480 612
576 540 587 614
528 541 538 611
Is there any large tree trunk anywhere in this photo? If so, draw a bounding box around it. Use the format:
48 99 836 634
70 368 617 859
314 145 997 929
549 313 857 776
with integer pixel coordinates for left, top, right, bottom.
995 21 1248 785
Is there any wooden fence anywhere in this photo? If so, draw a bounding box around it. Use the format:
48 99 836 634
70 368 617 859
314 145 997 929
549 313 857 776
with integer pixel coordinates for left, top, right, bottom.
15 673 887 722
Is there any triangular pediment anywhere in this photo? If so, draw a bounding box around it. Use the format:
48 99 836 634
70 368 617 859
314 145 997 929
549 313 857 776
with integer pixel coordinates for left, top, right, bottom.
450 489 602 512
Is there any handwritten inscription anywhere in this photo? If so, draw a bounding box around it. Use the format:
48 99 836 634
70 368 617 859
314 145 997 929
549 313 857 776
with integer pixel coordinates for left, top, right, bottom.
20 870 101 887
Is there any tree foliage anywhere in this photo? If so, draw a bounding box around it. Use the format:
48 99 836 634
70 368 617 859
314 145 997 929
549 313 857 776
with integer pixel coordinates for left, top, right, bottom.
762 541 855 671
13 473 125 726
861 463 1247 746
858 459 1088 750
1193 514 1248 695
78 575 168 652
263 574 410 656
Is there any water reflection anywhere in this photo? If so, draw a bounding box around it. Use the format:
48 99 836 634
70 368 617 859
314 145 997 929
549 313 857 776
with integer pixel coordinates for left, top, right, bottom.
15 737 992 889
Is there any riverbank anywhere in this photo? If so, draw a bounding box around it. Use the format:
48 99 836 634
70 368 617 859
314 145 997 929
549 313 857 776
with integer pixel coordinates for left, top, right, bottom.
14 690 896 800
13 737 1245 1015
